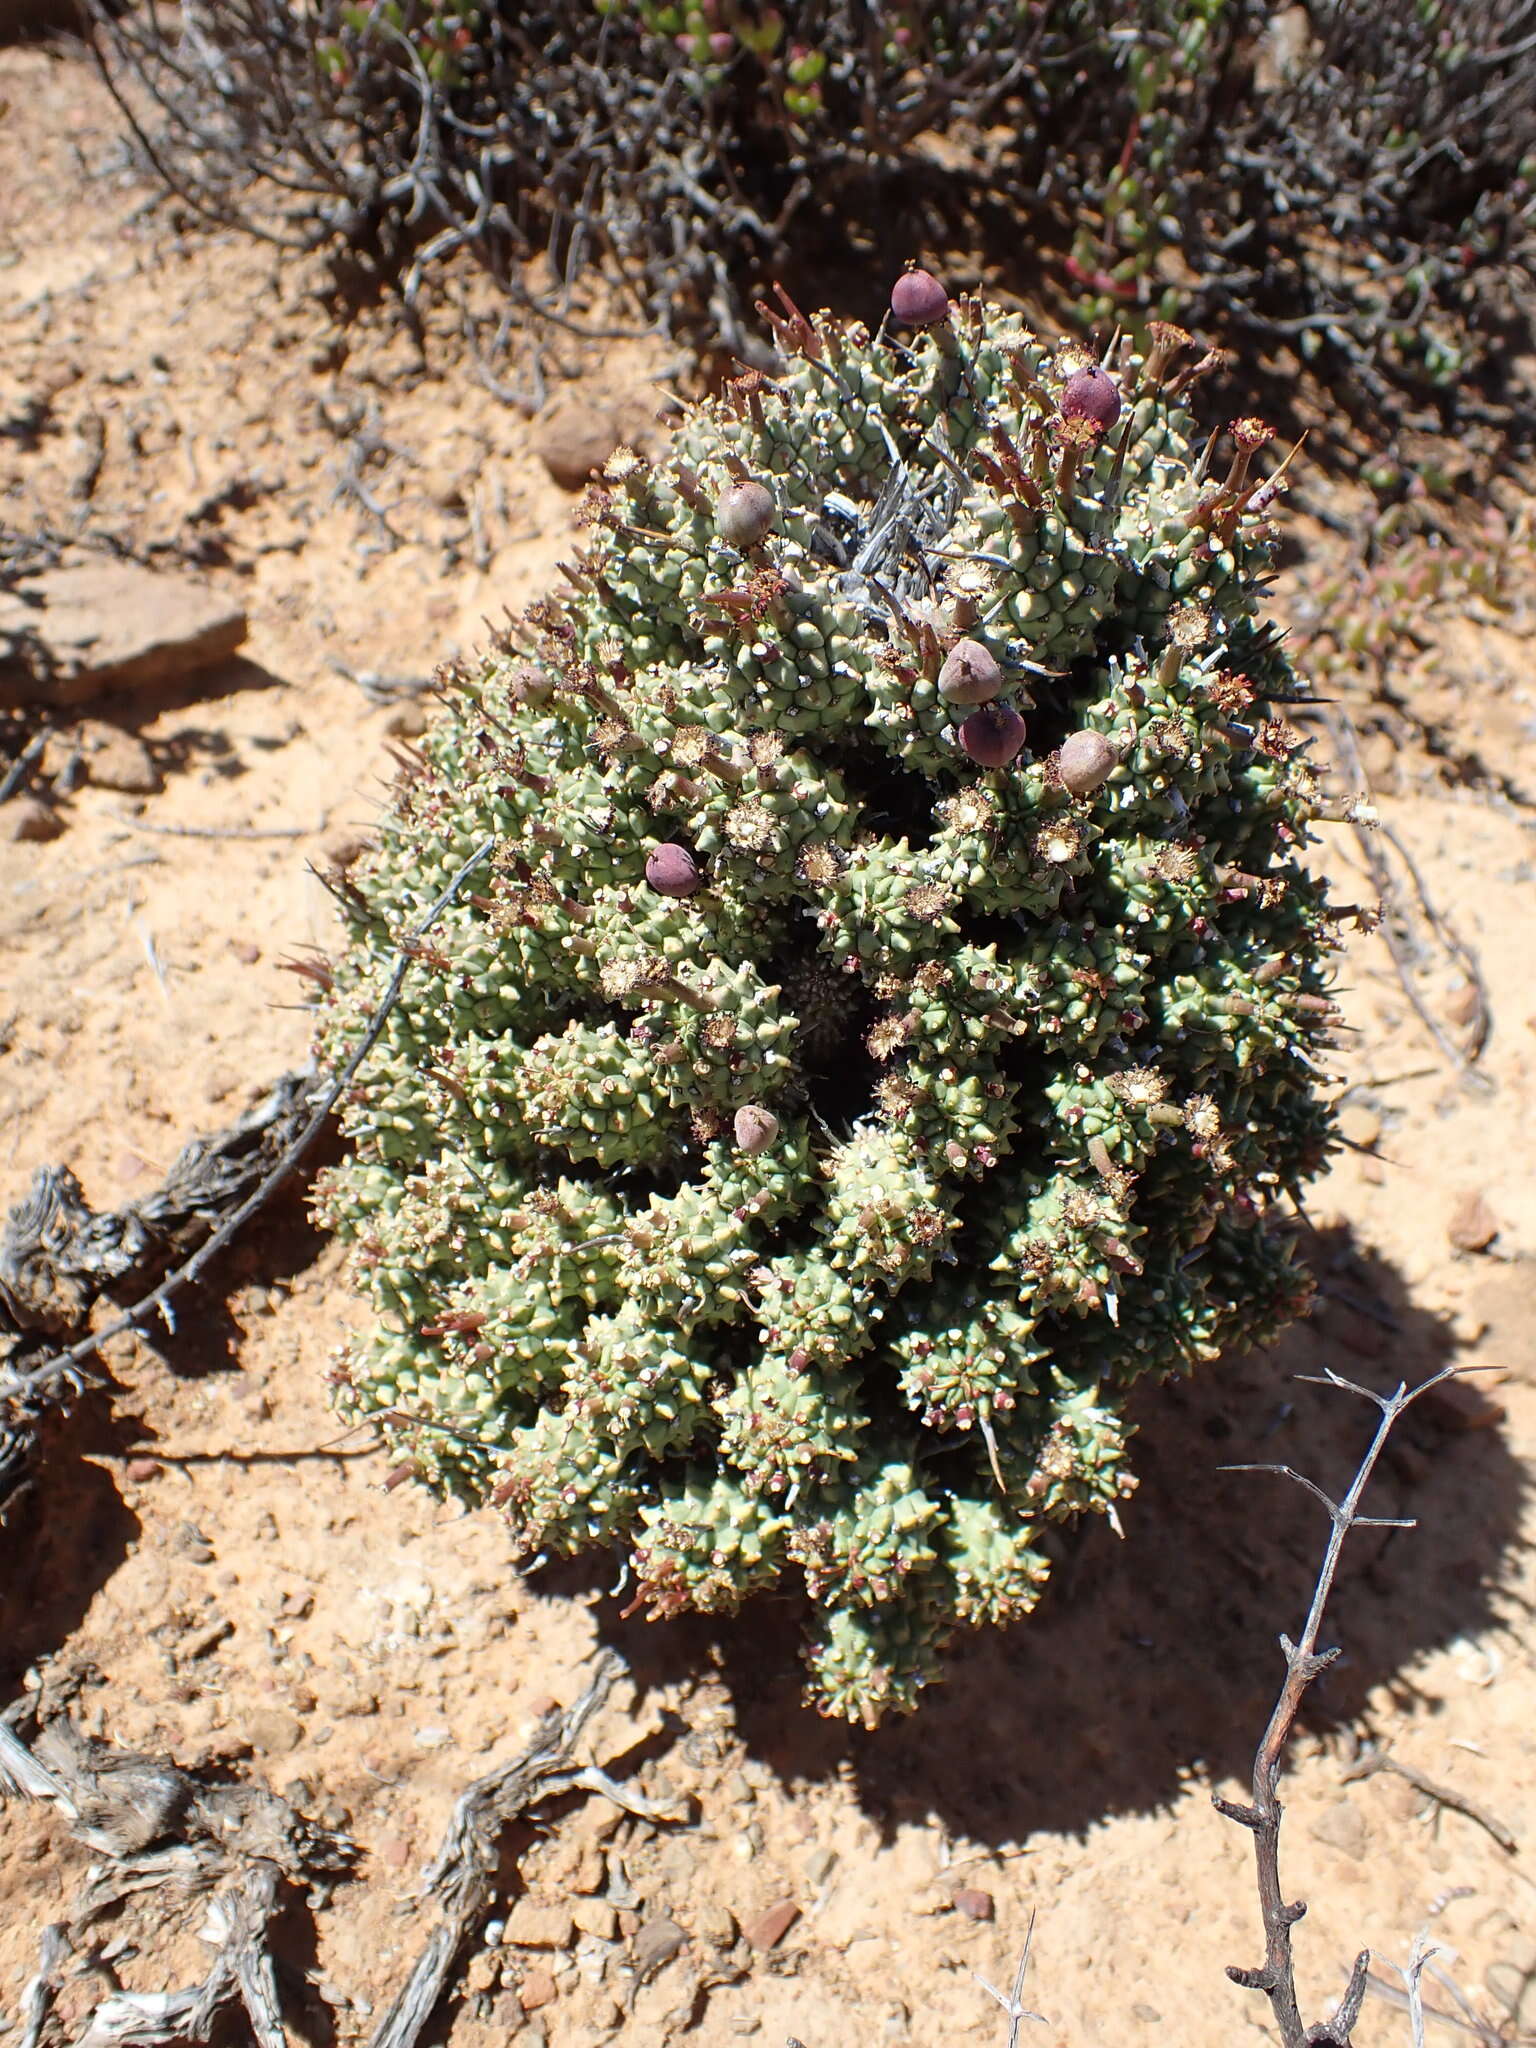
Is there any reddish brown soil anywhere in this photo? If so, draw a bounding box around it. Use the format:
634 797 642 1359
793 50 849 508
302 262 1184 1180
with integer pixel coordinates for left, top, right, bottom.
4 39 1536 2048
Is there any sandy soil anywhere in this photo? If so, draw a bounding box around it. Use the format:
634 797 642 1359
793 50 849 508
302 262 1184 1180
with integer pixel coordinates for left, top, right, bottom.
4 39 1536 2048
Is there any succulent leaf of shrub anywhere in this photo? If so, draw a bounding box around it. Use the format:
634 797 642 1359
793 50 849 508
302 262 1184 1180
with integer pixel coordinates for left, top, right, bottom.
313 272 1341 1725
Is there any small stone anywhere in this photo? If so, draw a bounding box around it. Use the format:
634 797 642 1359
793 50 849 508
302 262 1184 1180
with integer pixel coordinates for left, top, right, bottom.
692 1900 737 1949
631 1916 687 1975
889 268 949 328
547 1840 606 1894
125 1457 161 1483
172 1521 215 1562
575 1796 626 1841
579 1992 624 2035
1444 979 1482 1029
1447 1191 1500 1253
228 938 261 965
1057 729 1119 797
385 701 429 739
6 797 61 842
571 1898 618 1941
79 721 162 794
802 1845 836 1887
1417 1375 1506 1434
1133 2004 1163 2024
533 403 622 492
1338 1103 1382 1151
506 1901 575 1949
246 1706 304 1756
742 1899 799 1951
907 1885 952 1917
0 560 246 707
517 1968 558 2012
1307 1798 1368 1860
952 1887 994 1922
717 481 776 550
379 1836 412 1868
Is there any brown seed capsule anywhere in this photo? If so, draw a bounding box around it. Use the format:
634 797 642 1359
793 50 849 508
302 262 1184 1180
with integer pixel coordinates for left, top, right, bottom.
937 637 1004 705
890 267 950 328
733 1105 779 1155
1057 729 1120 797
645 842 702 897
717 480 776 549
959 702 1027 768
1061 364 1122 432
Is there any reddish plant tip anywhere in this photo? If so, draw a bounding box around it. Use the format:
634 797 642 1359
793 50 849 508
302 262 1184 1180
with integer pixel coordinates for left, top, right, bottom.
890 267 950 328
1057 729 1120 798
938 637 1004 705
717 480 777 549
1061 364 1122 433
959 702 1027 768
645 842 703 897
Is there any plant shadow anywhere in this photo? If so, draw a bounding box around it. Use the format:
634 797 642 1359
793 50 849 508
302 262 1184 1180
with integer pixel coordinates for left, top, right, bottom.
584 1220 1526 1843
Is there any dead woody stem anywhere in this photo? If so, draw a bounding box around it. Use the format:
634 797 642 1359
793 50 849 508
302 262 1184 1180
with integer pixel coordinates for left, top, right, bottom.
1215 1362 1469 2047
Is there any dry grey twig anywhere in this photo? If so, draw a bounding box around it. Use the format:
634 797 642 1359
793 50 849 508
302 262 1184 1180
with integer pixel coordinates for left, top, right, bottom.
0 1698 353 2048
368 1649 682 2048
1217 1362 1467 2045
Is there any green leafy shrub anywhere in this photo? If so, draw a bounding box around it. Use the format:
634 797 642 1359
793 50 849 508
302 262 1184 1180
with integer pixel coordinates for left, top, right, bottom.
314 275 1346 1722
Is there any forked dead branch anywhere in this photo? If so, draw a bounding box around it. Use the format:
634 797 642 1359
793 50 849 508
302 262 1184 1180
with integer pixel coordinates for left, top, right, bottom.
1217 1362 1493 2046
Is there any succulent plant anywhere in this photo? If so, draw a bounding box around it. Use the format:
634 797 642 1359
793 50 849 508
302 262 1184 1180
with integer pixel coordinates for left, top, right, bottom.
314 277 1342 1725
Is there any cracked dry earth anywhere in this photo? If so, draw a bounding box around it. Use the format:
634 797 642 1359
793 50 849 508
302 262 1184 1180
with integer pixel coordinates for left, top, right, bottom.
5 36 1536 2048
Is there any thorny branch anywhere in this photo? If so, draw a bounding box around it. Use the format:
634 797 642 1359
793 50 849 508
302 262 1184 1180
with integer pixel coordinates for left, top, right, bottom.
1216 1362 1468 2046
973 1913 1048 2045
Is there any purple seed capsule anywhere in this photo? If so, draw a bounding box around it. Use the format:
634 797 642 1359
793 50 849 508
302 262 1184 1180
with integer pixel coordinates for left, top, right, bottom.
645 843 703 897
1061 364 1122 433
1057 729 1120 797
889 267 950 329
959 702 1026 768
717 480 776 549
937 638 1004 705
733 1105 779 1154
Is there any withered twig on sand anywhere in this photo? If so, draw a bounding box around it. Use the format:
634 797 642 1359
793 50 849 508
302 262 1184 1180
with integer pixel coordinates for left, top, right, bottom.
0 1693 353 2048
369 1649 683 2048
1216 1362 1467 2046
0 836 496 1482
